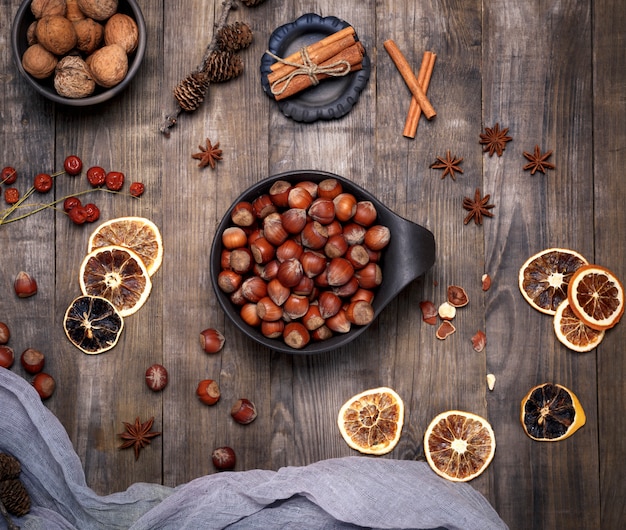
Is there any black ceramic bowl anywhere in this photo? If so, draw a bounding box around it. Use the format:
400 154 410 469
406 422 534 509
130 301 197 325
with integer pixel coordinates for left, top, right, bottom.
210 170 436 354
11 0 146 106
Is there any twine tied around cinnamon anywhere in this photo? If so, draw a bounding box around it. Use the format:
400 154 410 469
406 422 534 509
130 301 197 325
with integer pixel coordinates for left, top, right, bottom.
267 47 352 96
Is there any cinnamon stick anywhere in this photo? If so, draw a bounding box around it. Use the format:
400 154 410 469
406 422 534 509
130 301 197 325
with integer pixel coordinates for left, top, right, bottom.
383 39 436 120
268 33 358 85
273 42 364 101
269 26 356 72
403 51 436 138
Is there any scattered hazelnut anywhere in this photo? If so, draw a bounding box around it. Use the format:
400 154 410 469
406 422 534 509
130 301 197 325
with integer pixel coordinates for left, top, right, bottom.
447 285 469 307
419 300 438 325
435 320 456 340
196 379 220 406
14 271 38 298
31 0 67 19
73 17 104 54
0 322 10 344
77 0 118 21
230 398 257 424
211 446 236 471
437 301 456 320
87 44 128 87
199 328 225 354
481 273 492 291
104 13 139 54
21 43 58 79
35 15 77 55
145 364 168 392
471 330 487 353
54 55 96 98
486 373 496 391
32 372 55 399
21 348 45 374
0 346 15 369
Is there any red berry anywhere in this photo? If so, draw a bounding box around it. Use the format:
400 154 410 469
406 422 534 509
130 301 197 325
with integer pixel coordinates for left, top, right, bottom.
63 196 81 212
4 187 19 204
1 166 17 185
105 171 124 191
129 182 145 197
64 155 83 176
33 173 53 193
68 206 88 224
211 446 236 470
83 203 100 223
86 166 106 187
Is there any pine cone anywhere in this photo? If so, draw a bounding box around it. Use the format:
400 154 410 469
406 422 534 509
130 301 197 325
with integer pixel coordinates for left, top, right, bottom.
241 0 267 6
173 71 210 112
216 22 253 52
0 478 31 517
0 454 21 481
203 50 243 83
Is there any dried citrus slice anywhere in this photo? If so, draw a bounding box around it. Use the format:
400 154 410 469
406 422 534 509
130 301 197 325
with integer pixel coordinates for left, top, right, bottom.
79 245 152 317
63 295 124 354
424 410 496 482
519 248 587 314
520 382 586 441
567 264 624 330
88 217 163 276
553 300 604 352
337 387 404 455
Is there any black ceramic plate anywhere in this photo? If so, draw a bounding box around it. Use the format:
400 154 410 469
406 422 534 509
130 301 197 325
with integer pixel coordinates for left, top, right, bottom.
260 13 371 123
210 171 436 355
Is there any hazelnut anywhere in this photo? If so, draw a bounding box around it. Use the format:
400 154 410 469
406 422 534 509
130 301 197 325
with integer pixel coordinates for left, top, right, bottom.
22 43 58 79
31 0 67 19
73 17 104 54
0 322 10 344
77 0 118 21
14 271 38 298
54 55 96 98
199 328 225 354
32 372 56 399
145 364 168 391
87 44 128 87
104 13 139 54
230 398 257 424
0 346 14 369
21 348 45 374
35 15 77 55
438 301 456 320
66 0 85 22
211 446 236 471
196 379 220 406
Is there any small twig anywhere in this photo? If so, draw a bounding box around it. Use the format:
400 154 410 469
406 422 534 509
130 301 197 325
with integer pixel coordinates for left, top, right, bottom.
0 497 20 530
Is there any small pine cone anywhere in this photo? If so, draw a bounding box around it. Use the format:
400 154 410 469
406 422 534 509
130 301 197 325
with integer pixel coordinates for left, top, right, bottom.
241 0 267 6
173 71 210 112
0 478 31 517
203 50 244 83
216 22 253 52
0 454 21 481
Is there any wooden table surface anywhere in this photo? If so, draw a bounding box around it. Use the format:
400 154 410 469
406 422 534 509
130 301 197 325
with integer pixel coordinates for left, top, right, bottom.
1 1 625 528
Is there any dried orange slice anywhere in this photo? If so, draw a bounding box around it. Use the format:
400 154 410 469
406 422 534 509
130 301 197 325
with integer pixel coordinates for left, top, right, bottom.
519 248 587 314
521 382 586 441
424 410 496 482
337 387 404 455
553 300 604 352
79 245 152 317
567 264 624 330
63 295 124 354
88 217 163 276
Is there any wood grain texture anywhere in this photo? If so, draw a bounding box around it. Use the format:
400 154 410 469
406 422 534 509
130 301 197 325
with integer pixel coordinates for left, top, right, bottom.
1 0 624 528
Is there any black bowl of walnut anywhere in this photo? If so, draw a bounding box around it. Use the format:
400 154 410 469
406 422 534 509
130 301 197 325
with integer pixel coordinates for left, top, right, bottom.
11 0 146 106
210 170 436 354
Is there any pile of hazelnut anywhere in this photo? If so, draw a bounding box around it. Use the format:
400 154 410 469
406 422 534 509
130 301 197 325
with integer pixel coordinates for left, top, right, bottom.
217 178 391 349
21 0 140 98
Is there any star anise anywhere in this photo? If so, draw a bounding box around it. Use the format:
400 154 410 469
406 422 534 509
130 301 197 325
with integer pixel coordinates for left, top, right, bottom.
479 123 512 157
522 145 555 174
118 417 161 460
463 188 495 225
430 151 464 180
192 138 223 169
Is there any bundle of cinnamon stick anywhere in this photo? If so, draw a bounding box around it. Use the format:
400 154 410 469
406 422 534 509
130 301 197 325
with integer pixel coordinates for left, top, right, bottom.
267 26 365 101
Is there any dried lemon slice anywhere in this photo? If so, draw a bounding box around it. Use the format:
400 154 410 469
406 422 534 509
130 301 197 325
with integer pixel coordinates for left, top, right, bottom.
88 216 163 276
424 410 496 482
337 387 404 455
64 295 124 354
79 245 152 317
553 300 604 352
519 248 587 315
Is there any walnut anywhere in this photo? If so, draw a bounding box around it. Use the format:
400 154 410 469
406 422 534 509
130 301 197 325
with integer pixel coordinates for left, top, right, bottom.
54 55 96 98
87 44 127 87
27 21 38 45
35 15 77 55
104 13 138 54
73 18 103 54
76 0 118 21
22 43 58 79
31 0 66 19
65 0 85 22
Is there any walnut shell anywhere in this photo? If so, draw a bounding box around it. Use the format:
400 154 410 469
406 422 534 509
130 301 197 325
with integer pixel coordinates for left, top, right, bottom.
65 0 85 22
31 0 67 19
27 21 38 45
104 13 138 54
54 55 95 97
22 43 58 79
87 44 127 87
73 17 103 54
76 0 118 21
35 15 77 55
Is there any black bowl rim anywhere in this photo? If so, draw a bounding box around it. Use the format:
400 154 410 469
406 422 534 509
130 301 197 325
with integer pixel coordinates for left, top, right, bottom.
11 0 146 107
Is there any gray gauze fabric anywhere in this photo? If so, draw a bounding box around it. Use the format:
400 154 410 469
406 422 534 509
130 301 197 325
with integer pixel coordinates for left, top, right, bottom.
0 369 508 530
